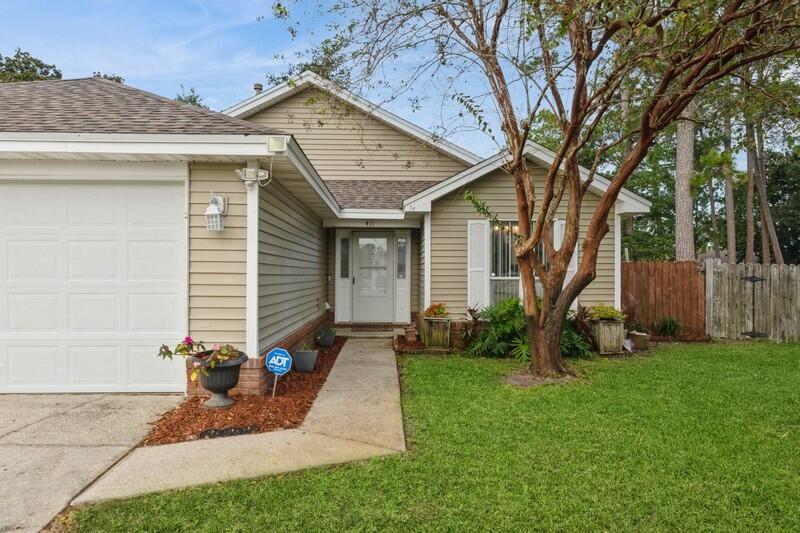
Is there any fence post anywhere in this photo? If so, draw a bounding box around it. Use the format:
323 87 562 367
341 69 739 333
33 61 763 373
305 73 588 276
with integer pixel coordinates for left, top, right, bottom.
705 259 715 337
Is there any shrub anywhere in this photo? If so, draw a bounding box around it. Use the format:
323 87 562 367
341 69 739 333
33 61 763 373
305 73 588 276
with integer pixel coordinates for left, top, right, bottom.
587 305 626 321
655 316 682 337
465 298 595 360
424 303 448 318
465 298 526 358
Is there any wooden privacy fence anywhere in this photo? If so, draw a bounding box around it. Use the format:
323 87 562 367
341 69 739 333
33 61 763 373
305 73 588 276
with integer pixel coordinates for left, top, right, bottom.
621 261 706 339
705 261 800 342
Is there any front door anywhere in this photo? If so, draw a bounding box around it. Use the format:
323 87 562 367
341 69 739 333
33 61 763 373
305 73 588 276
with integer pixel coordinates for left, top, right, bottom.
353 232 395 323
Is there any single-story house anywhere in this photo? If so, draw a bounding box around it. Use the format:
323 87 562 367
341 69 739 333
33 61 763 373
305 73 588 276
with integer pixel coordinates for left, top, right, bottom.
0 72 650 394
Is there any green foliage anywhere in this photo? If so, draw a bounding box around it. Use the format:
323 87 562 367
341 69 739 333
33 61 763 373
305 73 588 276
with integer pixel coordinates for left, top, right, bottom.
559 325 594 359
466 298 594 360
93 72 124 83
175 84 208 109
465 298 526 358
0 48 61 82
463 190 499 225
266 35 353 88
654 316 682 337
587 305 626 321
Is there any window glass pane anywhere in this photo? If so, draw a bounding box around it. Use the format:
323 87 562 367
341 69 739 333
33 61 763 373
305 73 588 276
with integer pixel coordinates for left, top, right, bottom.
340 238 349 278
357 237 388 296
490 279 519 305
396 237 407 279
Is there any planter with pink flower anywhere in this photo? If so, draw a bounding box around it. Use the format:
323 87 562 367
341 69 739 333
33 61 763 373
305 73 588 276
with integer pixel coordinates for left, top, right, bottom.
158 337 247 408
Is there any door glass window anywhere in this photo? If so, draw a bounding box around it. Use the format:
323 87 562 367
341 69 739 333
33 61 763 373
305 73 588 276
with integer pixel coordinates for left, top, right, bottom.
396 237 407 279
358 237 388 296
340 238 349 278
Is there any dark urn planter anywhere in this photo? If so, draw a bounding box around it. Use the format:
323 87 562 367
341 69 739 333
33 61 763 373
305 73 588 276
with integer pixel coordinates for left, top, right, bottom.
294 349 318 373
193 352 248 408
315 329 336 348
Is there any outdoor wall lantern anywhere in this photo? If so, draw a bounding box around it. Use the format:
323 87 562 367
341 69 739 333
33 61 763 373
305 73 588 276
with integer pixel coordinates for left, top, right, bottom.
205 193 227 232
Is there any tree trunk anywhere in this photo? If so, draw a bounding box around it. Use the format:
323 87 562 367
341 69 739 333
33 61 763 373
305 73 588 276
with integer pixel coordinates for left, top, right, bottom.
675 101 696 261
723 117 736 264
760 209 771 265
708 170 720 258
745 122 757 263
526 314 568 376
754 123 784 264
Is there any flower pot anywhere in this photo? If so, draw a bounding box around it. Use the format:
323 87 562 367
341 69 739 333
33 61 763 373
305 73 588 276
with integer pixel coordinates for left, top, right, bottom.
421 317 451 349
629 331 650 351
590 320 625 355
294 349 318 373
193 352 248 408
315 329 336 348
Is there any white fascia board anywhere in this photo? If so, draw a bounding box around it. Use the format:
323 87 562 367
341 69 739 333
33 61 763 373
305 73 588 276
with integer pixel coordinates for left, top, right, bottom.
0 132 272 158
338 208 407 220
323 218 420 228
224 71 482 166
285 136 342 215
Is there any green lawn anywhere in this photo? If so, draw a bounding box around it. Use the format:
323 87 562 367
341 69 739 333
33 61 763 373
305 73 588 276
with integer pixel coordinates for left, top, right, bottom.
67 343 800 532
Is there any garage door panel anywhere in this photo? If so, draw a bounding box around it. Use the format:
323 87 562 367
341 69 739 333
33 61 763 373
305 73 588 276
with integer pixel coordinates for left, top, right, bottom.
8 293 59 332
68 294 119 332
7 346 59 386
0 180 186 393
68 240 120 280
8 240 60 279
128 241 181 280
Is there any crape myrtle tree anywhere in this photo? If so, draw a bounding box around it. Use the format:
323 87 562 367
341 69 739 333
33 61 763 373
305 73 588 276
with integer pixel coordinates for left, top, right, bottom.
280 0 800 375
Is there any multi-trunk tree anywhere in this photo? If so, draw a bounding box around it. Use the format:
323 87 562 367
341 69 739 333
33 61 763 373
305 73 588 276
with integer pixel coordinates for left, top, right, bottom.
277 0 800 375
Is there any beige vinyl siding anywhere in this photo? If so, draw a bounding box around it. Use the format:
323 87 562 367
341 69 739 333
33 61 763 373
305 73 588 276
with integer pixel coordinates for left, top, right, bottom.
327 228 335 311
258 178 328 348
188 163 246 344
430 163 616 315
247 88 468 181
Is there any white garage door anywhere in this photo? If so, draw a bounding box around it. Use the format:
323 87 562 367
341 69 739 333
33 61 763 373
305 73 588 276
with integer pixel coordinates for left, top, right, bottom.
0 180 187 392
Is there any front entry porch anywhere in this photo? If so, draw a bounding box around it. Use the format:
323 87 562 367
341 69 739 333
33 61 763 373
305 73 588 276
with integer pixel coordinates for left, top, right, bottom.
334 229 413 324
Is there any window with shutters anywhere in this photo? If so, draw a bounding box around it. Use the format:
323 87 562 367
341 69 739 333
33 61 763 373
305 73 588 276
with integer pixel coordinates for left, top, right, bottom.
490 221 547 305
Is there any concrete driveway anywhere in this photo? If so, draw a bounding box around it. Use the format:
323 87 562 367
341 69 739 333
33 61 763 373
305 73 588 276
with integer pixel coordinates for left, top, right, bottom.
0 394 181 532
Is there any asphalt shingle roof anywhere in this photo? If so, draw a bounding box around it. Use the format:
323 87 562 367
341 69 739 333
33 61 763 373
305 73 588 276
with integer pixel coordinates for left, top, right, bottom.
325 180 440 209
0 77 283 136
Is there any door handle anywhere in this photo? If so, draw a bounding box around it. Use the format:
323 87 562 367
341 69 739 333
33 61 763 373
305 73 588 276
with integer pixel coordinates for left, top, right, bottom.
352 277 355 286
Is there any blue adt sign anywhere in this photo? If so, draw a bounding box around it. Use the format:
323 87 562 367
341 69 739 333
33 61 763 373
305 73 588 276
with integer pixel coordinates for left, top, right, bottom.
266 347 292 376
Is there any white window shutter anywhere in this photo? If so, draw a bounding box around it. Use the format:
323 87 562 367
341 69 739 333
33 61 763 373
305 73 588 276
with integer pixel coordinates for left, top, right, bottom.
467 220 490 309
554 219 578 308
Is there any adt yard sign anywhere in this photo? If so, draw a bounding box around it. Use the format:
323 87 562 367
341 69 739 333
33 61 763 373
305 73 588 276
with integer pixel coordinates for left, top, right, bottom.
266 348 292 396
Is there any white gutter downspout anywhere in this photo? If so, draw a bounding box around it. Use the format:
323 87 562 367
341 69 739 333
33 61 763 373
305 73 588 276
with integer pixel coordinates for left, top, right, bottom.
242 160 261 359
424 212 432 309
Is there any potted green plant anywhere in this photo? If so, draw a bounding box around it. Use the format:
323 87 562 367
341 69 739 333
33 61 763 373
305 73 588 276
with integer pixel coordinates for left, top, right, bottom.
158 337 247 408
294 343 318 373
586 305 626 355
421 303 451 349
315 327 336 348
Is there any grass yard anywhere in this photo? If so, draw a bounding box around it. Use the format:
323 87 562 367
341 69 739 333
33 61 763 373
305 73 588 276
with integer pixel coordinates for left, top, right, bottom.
66 343 800 532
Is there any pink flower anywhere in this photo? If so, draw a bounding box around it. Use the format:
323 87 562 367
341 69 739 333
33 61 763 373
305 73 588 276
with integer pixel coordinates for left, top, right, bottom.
213 343 221 351
183 336 193 345
192 361 201 368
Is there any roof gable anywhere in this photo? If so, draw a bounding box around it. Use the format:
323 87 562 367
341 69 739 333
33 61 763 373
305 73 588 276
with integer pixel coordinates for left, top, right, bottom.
403 141 652 215
0 78 281 136
224 71 481 166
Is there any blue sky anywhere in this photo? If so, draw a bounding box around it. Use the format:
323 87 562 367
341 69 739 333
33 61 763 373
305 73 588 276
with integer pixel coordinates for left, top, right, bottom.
0 0 493 155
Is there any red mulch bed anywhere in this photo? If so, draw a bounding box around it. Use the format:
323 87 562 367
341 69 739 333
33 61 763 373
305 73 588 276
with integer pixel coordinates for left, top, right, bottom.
394 334 425 352
143 337 346 446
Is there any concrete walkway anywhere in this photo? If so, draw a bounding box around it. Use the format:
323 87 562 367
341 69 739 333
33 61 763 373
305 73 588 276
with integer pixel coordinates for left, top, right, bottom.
0 394 181 533
74 338 405 505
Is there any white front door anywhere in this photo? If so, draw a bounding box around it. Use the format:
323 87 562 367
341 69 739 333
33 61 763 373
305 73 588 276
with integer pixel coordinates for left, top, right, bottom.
352 232 395 323
0 180 186 393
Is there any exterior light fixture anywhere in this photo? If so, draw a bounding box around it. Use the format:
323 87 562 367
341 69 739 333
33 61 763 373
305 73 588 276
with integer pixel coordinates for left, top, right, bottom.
205 193 227 232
